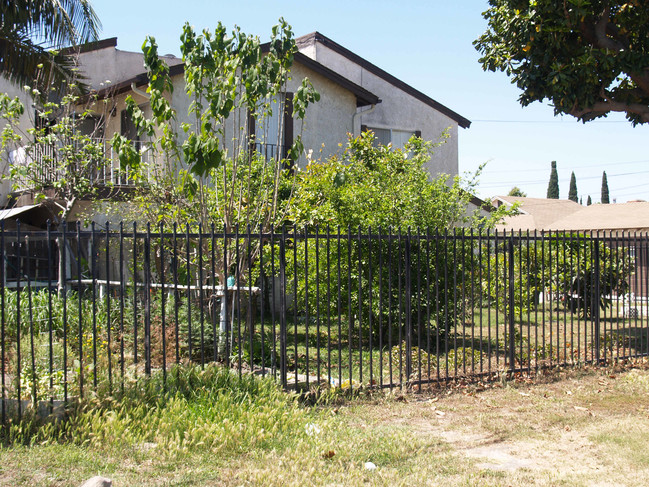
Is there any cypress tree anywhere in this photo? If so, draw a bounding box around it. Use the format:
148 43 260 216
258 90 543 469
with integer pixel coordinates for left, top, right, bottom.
587 195 592 206
547 161 559 199
568 171 578 202
601 171 610 204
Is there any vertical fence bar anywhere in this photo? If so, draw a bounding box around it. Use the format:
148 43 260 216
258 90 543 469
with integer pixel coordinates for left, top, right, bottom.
144 224 151 376
443 230 449 380
304 226 310 389
460 229 466 376
90 222 98 389
247 225 254 375
508 234 516 371
160 223 166 385
270 226 277 377
452 229 458 378
186 224 192 363
315 227 321 384
388 227 394 389
478 230 483 374
198 226 205 368
210 224 217 364
357 227 363 387
76 222 83 399
132 222 138 375
368 227 373 388
415 228 422 389
292 225 298 386
347 226 353 389
378 227 384 388
398 228 403 386
470 229 476 376
337 227 342 387
47 221 54 411
173 224 180 365
595 237 602 362
105 222 112 393
236 225 242 377
118 222 125 392
223 224 229 369
258 225 265 376
26 232 36 407
326 226 332 386
279 227 287 388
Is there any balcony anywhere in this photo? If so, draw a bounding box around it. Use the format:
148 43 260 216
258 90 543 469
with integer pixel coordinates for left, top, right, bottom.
8 138 153 190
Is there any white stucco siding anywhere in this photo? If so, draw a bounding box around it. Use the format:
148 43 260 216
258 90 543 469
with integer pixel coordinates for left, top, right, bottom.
78 47 182 91
98 59 357 170
286 63 356 164
0 78 36 205
308 43 460 178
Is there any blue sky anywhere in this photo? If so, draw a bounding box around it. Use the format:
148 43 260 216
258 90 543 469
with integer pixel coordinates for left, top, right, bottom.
94 0 649 204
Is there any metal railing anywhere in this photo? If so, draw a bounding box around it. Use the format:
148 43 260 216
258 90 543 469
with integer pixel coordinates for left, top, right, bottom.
0 223 647 423
10 138 150 189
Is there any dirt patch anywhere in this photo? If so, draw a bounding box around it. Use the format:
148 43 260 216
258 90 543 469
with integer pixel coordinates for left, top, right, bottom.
363 363 649 482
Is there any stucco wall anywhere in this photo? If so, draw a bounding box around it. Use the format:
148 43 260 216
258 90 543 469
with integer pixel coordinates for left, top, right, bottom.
0 78 36 205
307 43 460 178
78 46 182 91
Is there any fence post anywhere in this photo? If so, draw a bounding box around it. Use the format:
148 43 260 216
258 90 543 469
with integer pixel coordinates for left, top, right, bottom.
405 228 412 382
593 240 601 362
144 224 151 375
508 235 516 371
279 228 288 389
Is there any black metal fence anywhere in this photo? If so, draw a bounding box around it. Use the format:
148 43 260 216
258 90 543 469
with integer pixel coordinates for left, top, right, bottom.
1 222 648 423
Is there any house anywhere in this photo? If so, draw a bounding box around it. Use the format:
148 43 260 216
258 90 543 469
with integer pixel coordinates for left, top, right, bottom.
0 33 470 212
493 196 649 298
491 196 584 232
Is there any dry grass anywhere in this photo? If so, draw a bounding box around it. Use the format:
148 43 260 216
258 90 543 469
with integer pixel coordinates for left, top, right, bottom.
1 362 649 486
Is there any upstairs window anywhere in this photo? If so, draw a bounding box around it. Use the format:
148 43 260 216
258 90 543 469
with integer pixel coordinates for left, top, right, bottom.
362 126 421 150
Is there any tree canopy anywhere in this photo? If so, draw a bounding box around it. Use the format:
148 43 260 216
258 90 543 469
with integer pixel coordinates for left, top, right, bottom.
475 1 649 125
547 160 559 199
0 0 100 89
569 171 578 202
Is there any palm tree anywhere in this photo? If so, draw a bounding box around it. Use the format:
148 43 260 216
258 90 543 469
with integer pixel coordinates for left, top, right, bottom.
0 0 100 89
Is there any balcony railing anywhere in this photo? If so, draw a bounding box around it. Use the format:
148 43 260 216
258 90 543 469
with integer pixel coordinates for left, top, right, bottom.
9 138 152 190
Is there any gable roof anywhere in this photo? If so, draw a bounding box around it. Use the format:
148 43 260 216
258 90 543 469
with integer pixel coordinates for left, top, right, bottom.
552 201 649 233
296 31 471 129
60 37 118 55
91 44 380 107
493 196 583 231
494 196 649 233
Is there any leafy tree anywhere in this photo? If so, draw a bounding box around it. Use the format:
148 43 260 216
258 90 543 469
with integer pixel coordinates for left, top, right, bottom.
110 18 320 319
547 160 559 199
483 235 633 321
285 131 514 345
601 171 610 204
0 84 112 291
587 195 592 206
475 1 649 125
568 171 578 202
0 0 101 90
508 186 527 197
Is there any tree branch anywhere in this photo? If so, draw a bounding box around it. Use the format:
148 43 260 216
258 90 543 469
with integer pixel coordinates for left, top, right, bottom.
569 99 649 123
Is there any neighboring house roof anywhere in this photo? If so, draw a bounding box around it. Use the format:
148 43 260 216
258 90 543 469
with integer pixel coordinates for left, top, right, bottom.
551 201 649 233
493 196 583 232
494 196 649 233
296 31 471 129
91 43 380 107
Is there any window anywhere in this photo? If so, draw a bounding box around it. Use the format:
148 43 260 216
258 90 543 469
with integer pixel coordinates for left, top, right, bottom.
362 126 421 150
249 93 293 160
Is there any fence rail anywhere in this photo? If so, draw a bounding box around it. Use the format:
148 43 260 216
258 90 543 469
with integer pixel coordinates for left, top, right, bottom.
1 222 647 424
